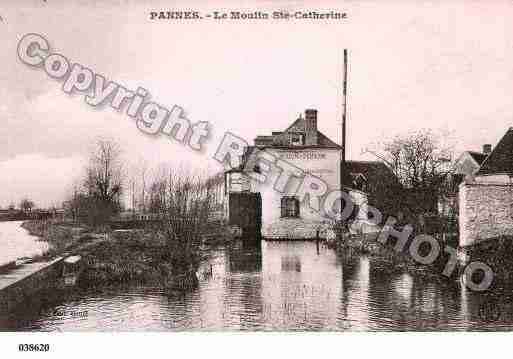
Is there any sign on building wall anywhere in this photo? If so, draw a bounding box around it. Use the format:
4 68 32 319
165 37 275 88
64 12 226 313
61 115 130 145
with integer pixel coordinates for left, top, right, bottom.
279 151 327 160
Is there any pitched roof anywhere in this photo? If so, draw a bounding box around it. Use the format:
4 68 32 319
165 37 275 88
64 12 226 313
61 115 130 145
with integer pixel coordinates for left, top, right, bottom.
283 117 305 133
477 128 513 175
344 160 399 194
467 151 487 166
345 161 394 182
318 131 341 148
254 114 341 149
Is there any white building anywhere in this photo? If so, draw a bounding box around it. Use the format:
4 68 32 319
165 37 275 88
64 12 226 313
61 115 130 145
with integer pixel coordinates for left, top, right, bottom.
216 109 390 239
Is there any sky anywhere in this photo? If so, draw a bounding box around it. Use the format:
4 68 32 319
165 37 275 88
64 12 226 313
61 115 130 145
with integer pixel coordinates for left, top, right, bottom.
1 0 513 208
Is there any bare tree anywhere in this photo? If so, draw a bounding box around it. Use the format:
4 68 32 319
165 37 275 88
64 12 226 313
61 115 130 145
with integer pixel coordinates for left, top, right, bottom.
148 177 167 213
143 167 215 275
63 183 90 223
365 129 454 217
83 138 125 225
126 159 150 214
19 198 35 213
139 163 148 213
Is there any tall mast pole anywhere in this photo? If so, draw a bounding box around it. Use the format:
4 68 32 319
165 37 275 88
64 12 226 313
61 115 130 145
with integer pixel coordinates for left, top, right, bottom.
341 49 348 189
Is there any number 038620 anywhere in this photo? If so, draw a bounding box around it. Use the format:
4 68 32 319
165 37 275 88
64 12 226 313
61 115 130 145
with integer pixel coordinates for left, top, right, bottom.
18 344 50 352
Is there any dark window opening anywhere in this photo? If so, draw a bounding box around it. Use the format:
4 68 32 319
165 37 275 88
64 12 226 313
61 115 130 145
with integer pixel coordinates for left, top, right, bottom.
290 134 304 146
281 196 300 218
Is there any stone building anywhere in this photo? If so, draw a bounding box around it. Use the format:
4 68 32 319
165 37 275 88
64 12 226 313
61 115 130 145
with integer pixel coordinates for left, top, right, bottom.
437 145 491 217
459 128 513 246
219 109 394 239
453 146 491 182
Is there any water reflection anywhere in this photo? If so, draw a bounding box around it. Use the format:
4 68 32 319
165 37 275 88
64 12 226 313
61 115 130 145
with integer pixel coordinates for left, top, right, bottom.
0 221 48 265
3 240 513 331
260 241 343 330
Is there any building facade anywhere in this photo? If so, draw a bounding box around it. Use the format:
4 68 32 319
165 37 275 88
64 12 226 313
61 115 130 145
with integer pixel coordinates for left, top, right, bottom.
453 146 491 184
459 128 513 246
220 109 386 239
436 147 490 218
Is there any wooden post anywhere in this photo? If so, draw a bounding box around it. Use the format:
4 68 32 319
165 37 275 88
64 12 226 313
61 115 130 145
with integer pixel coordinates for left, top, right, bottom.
316 229 320 254
340 49 349 236
342 48 348 173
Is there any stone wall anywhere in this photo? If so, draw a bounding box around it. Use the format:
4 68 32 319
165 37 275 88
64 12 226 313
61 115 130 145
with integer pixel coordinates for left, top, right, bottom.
459 181 513 247
0 258 64 315
262 217 333 239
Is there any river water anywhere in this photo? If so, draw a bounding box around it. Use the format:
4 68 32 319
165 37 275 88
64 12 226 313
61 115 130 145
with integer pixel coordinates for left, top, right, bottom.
1 222 513 331
0 221 48 266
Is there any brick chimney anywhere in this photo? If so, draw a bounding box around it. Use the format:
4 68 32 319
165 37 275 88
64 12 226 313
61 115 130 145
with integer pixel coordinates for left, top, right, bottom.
304 109 318 145
483 144 492 154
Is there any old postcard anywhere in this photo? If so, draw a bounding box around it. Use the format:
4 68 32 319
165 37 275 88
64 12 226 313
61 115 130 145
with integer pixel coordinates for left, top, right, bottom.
0 0 512 357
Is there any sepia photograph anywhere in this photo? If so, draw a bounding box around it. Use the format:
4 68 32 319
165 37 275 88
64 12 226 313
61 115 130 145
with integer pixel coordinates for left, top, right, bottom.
1 0 512 357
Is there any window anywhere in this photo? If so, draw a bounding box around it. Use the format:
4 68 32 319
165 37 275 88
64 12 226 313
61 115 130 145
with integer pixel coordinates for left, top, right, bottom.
290 134 304 146
281 196 300 218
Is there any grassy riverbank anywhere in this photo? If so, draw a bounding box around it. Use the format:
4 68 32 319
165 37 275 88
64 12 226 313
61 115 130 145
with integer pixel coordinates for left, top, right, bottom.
76 229 200 286
19 219 225 288
20 220 90 259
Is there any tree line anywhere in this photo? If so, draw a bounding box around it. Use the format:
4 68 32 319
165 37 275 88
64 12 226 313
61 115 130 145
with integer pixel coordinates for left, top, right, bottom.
63 137 217 240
